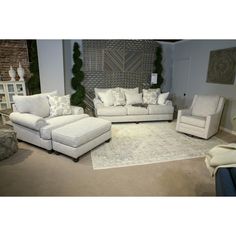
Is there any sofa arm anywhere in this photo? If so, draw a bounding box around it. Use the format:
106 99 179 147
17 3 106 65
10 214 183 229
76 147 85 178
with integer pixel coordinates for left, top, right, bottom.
165 100 173 106
93 98 104 109
10 112 47 131
70 106 84 115
177 109 192 117
205 112 221 136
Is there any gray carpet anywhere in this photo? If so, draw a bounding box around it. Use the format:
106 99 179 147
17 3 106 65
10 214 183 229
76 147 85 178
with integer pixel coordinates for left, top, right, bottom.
0 129 235 196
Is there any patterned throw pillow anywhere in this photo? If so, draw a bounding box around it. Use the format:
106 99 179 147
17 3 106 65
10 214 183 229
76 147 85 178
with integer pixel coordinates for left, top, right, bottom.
47 95 72 117
112 91 126 106
143 90 158 104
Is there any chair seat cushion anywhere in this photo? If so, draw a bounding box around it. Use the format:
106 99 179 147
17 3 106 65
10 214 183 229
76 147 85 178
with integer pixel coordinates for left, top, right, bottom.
97 106 127 116
52 117 112 148
148 104 174 115
181 115 206 128
126 106 148 115
40 114 89 139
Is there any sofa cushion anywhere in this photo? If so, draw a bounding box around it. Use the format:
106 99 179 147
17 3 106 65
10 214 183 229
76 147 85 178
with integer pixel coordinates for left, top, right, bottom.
97 106 127 116
94 87 119 98
181 115 206 128
157 92 169 105
97 90 114 107
112 91 126 106
127 106 148 115
120 87 139 95
125 93 143 105
143 90 157 104
13 91 57 118
192 95 220 117
52 117 111 148
148 104 174 114
40 114 89 140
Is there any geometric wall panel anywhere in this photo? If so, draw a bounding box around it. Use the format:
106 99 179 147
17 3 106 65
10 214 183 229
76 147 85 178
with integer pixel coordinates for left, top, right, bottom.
207 47 236 84
104 50 124 72
143 53 155 72
124 51 143 73
83 48 104 72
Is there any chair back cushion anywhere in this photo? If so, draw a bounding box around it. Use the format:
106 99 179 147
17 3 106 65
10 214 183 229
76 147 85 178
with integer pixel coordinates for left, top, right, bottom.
13 91 57 118
192 95 220 117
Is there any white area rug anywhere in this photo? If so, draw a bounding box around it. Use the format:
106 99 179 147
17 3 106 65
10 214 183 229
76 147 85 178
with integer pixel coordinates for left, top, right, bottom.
91 122 226 170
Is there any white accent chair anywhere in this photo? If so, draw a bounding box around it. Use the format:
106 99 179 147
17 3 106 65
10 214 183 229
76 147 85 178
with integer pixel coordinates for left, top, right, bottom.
176 95 225 139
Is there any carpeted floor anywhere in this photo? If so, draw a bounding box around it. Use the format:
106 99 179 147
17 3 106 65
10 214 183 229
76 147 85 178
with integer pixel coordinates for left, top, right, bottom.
0 126 235 196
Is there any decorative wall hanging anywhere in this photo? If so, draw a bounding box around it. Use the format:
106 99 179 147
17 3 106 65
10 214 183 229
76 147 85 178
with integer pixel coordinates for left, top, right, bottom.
206 47 236 85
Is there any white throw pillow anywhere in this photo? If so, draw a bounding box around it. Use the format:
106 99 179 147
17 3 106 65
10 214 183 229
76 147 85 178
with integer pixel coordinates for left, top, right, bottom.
13 91 57 117
48 94 72 117
143 90 157 104
97 90 114 107
120 87 139 95
143 88 161 96
157 92 169 105
112 91 126 106
94 87 120 98
125 93 143 105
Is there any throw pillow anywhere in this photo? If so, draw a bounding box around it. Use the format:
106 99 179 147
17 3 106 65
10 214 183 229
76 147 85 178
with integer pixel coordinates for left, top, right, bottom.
120 87 139 95
48 94 72 117
157 92 169 105
143 88 161 96
94 87 120 99
125 93 143 105
13 91 58 118
112 91 126 106
97 90 114 107
142 90 158 104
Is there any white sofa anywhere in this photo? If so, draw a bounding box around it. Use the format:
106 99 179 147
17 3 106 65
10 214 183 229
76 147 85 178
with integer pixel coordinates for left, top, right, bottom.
176 94 225 139
93 88 174 122
10 91 112 161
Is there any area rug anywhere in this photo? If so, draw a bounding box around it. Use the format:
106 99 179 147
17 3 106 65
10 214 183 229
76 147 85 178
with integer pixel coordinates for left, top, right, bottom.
91 122 226 170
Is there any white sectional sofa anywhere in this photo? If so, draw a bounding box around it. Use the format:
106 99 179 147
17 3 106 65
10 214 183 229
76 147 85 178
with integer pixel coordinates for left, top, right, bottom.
93 87 174 122
10 91 111 162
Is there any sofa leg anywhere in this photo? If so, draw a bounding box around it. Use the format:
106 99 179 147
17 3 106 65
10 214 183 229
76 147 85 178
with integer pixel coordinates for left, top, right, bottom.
136 122 140 124
47 149 53 154
17 139 22 142
168 120 172 123
54 151 60 155
105 138 111 143
73 157 79 162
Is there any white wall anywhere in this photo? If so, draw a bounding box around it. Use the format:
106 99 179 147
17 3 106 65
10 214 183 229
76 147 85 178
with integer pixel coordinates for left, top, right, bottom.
37 40 65 95
172 40 236 131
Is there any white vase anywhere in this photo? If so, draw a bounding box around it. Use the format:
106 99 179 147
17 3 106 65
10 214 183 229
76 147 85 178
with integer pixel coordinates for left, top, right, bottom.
9 66 16 81
17 62 25 81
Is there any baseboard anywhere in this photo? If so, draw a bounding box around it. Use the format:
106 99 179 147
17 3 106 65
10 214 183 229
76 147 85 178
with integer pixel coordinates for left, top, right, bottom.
220 126 236 136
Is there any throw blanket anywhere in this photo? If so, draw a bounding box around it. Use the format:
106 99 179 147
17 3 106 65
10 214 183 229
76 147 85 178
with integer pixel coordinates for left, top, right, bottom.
205 143 236 176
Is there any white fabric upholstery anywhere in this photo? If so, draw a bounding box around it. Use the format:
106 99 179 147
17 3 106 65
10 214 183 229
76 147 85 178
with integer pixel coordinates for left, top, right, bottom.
125 93 143 105
40 114 89 140
95 87 119 98
10 112 47 131
142 90 157 104
52 117 111 148
126 106 148 115
181 115 206 128
120 87 139 95
71 106 84 115
157 92 169 105
113 91 126 106
148 104 174 114
192 95 220 117
176 95 225 139
97 90 115 107
97 106 127 116
13 91 57 118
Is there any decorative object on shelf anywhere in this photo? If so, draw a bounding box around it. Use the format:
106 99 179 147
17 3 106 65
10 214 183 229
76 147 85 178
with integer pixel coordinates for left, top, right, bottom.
17 62 25 81
151 45 164 89
70 42 86 108
207 47 236 85
9 66 16 81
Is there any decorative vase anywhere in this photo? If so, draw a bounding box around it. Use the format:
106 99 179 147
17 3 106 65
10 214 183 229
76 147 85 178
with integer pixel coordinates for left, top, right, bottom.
17 62 25 81
9 66 16 81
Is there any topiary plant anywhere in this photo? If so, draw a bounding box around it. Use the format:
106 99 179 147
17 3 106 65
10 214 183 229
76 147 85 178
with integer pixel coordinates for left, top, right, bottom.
70 42 86 108
151 45 164 89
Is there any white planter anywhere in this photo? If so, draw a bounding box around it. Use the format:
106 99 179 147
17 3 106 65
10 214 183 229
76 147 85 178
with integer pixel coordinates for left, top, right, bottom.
9 66 16 81
17 63 25 81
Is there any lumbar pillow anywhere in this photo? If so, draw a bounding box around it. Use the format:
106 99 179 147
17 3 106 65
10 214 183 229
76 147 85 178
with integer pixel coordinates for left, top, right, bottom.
48 94 72 117
125 93 143 105
13 91 57 118
157 92 169 105
112 91 126 106
97 90 114 107
142 90 158 104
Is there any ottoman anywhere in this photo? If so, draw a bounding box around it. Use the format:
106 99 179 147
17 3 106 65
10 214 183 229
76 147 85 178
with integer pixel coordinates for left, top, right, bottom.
51 117 112 162
0 129 18 161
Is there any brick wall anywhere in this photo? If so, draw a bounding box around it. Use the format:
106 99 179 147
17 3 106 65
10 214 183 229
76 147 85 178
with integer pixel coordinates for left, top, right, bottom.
0 40 30 81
